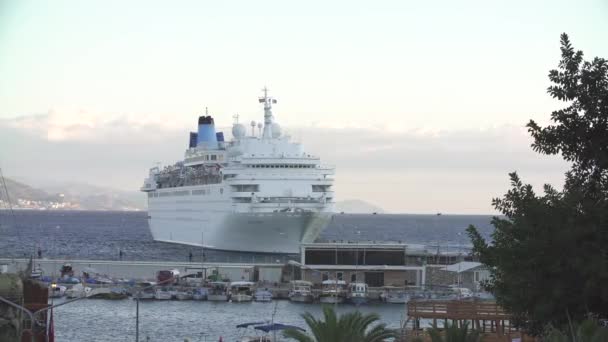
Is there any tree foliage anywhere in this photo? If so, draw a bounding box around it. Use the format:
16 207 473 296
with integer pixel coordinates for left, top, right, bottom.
467 33 608 335
544 319 608 342
282 306 398 342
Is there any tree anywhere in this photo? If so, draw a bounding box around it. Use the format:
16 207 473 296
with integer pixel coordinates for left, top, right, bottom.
544 319 608 342
467 33 608 335
283 306 398 342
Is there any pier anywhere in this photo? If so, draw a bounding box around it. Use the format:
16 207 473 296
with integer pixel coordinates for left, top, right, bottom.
405 300 535 341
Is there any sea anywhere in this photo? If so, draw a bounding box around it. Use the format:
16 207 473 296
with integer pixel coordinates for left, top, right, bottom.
0 210 497 341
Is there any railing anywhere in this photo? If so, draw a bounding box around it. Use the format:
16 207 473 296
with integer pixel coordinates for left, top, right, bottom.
408 300 510 320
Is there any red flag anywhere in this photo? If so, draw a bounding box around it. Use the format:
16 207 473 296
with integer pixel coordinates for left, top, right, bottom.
48 307 55 342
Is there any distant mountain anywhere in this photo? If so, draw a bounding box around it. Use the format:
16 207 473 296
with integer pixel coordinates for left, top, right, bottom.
0 178 60 202
334 199 385 214
0 177 144 211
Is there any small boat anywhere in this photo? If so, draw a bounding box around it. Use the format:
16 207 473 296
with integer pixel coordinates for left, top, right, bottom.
192 287 208 301
49 285 67 298
236 322 305 342
230 281 254 302
154 287 172 300
88 287 128 300
65 283 92 298
30 266 43 279
319 280 346 304
288 280 314 303
347 282 368 305
134 289 155 300
60 263 74 278
207 282 229 301
174 290 193 300
133 281 156 299
253 289 273 302
380 286 409 304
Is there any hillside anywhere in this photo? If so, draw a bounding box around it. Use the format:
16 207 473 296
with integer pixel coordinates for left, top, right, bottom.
0 177 143 211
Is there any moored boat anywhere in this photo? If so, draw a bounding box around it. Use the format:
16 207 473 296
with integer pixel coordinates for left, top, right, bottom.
207 282 229 301
319 280 346 304
49 285 67 298
288 280 314 303
154 287 172 300
347 282 368 305
230 281 254 302
253 289 273 302
192 287 208 300
175 290 193 300
380 286 409 304
65 283 92 298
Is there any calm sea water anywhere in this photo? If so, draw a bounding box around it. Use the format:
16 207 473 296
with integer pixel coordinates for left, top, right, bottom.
52 298 406 342
1 210 496 341
0 210 496 261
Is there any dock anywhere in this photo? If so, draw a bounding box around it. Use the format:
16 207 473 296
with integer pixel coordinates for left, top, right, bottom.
405 300 536 342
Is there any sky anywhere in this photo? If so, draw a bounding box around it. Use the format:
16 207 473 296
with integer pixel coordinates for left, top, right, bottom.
0 0 607 213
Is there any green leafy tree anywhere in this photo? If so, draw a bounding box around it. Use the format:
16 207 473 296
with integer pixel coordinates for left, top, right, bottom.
467 33 608 335
283 306 398 342
544 320 608 342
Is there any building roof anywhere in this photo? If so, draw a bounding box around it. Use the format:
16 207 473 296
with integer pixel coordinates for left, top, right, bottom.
444 261 484 273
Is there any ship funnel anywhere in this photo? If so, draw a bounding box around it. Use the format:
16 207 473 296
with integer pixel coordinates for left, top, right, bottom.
197 115 218 149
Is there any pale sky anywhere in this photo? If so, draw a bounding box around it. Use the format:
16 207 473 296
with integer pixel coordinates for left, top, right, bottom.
1 0 606 213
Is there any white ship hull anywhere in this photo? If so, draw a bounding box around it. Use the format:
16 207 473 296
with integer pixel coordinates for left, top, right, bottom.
148 190 332 253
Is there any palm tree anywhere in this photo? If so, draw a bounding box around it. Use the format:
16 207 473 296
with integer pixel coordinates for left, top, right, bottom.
283 306 398 342
425 321 480 342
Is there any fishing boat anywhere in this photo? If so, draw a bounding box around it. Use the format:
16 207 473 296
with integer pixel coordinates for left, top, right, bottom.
253 289 273 302
230 281 254 302
154 287 172 300
207 282 229 301
236 321 305 342
192 287 208 300
347 282 368 305
49 285 67 298
380 286 409 304
288 280 314 303
175 290 193 300
319 280 346 304
65 283 92 298
88 287 128 300
133 281 156 300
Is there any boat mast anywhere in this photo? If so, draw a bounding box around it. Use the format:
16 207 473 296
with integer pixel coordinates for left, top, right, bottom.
258 86 277 139
0 167 17 229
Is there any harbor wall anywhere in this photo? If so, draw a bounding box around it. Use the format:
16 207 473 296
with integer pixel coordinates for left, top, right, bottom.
0 259 284 283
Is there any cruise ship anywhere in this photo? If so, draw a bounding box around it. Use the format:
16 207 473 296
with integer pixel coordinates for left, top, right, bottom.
141 89 335 253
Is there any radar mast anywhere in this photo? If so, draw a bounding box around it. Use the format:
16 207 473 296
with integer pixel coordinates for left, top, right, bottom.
258 87 277 139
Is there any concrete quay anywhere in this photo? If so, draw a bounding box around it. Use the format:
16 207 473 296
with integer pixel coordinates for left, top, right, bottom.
0 258 285 283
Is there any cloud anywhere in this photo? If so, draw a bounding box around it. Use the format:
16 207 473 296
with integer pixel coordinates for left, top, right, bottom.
0 112 569 213
1 109 188 142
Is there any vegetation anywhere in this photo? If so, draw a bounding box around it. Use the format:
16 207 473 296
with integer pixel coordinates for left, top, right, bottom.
544 319 608 342
283 306 398 342
467 33 608 335
423 321 480 342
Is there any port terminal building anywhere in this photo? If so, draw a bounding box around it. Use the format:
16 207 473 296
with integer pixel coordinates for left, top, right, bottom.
298 242 466 288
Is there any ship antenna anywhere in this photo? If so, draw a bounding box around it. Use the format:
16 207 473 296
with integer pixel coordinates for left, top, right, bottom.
258 86 277 139
233 114 239 124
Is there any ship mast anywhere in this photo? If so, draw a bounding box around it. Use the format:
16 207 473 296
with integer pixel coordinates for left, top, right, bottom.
258 86 277 139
